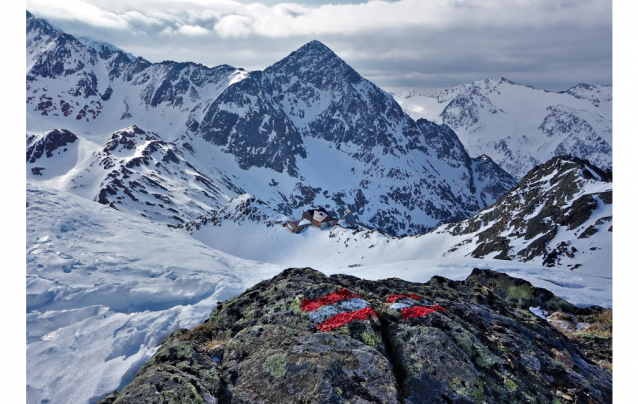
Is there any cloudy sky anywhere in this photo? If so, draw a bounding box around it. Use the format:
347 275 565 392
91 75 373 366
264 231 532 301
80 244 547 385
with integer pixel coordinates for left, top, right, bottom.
25 0 612 93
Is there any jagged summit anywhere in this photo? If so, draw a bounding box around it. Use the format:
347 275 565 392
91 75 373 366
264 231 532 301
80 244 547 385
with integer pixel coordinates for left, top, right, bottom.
265 39 359 81
300 39 333 52
497 77 517 85
286 40 338 60
522 155 612 184
26 10 62 35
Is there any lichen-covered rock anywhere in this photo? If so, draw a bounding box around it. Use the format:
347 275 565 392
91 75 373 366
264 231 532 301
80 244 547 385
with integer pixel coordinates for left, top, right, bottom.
101 268 612 403
100 330 223 403
222 325 400 403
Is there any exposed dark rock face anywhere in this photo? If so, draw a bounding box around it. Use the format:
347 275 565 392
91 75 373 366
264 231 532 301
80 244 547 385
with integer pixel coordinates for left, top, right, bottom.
101 268 611 404
196 72 307 177
265 41 412 154
26 129 78 163
443 156 612 265
92 125 226 225
99 332 224 403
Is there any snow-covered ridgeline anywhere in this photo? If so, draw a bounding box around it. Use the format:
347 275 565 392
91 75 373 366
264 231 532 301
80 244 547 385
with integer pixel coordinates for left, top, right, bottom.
394 78 612 178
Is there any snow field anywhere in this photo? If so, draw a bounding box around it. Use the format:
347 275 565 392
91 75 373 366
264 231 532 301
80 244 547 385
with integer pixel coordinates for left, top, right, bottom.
26 183 281 404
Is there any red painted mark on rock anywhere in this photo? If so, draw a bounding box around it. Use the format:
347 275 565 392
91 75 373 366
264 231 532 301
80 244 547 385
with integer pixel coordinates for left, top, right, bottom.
386 293 423 303
317 306 377 332
400 305 446 319
300 288 359 312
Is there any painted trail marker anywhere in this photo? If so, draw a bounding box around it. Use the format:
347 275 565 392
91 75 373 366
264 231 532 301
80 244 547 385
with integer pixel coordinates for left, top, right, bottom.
385 294 446 319
300 288 377 331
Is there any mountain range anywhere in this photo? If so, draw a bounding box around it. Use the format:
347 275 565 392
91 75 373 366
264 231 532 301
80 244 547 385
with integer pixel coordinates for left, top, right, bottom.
394 78 612 179
26 10 517 236
186 156 612 304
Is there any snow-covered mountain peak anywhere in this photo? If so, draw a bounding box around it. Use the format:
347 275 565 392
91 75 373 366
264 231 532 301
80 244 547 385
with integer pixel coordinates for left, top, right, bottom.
440 155 612 267
277 40 341 64
27 10 66 70
27 15 519 236
76 36 136 62
396 89 424 99
102 125 159 154
563 83 612 105
519 155 611 191
26 10 62 35
266 40 360 84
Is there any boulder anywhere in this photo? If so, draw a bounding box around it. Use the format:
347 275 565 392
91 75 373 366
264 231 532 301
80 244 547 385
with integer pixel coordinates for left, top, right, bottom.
101 268 612 403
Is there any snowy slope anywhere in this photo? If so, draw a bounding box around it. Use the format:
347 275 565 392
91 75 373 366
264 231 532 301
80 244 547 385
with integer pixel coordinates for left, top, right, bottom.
188 157 612 308
27 179 611 404
26 182 282 404
394 78 612 178
188 204 611 308
26 125 240 225
26 12 517 236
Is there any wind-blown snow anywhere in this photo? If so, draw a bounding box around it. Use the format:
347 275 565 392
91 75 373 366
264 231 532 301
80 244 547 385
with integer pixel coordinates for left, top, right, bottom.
26 183 281 404
76 36 136 62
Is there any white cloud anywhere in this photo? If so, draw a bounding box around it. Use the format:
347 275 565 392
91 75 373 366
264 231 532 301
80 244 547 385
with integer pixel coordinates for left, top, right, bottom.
177 25 210 36
121 11 166 29
214 15 254 38
26 0 612 38
27 0 129 29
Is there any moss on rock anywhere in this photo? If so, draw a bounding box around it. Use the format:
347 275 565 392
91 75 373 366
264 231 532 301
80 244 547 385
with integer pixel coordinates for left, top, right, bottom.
262 352 287 379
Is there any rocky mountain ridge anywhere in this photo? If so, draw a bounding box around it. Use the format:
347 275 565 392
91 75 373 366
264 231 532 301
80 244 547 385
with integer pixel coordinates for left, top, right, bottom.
99 268 612 404
26 11 517 236
439 155 612 267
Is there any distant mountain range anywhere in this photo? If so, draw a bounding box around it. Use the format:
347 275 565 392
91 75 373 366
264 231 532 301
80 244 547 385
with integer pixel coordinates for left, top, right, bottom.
394 78 612 179
26 11 517 236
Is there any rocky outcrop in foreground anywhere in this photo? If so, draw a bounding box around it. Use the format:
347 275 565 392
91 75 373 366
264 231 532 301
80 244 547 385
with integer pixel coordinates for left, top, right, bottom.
101 268 611 403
